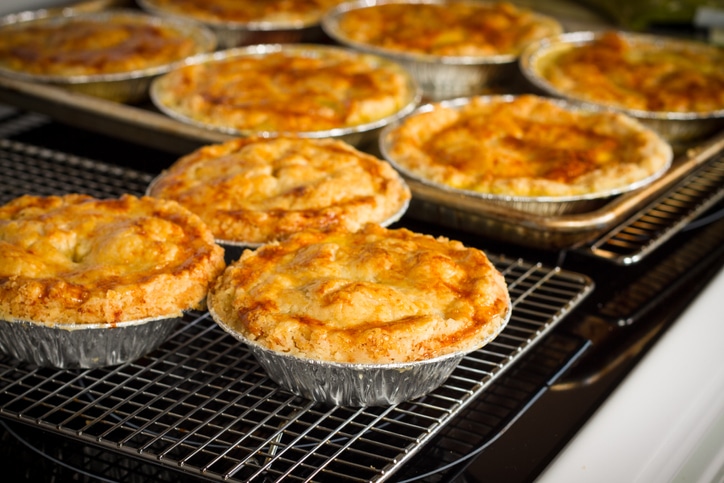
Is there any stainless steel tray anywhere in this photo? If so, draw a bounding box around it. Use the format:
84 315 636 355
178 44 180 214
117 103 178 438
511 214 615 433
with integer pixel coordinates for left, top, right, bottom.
0 76 233 154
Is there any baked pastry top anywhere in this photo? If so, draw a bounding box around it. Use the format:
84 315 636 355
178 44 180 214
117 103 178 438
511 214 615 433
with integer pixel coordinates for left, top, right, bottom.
147 136 411 244
208 223 510 364
141 0 346 25
536 31 724 113
382 95 672 198
0 11 205 77
332 1 561 57
0 194 225 325
150 46 416 134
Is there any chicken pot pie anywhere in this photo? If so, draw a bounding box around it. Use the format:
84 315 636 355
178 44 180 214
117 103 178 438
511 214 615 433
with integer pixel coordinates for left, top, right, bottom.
380 95 672 199
326 0 561 58
528 31 724 114
321 0 561 100
147 136 411 245
208 223 511 365
0 10 213 78
0 194 225 325
149 44 419 138
139 0 346 27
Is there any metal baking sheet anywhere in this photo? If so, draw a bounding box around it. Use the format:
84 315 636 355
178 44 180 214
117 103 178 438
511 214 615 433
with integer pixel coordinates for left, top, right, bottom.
0 76 233 154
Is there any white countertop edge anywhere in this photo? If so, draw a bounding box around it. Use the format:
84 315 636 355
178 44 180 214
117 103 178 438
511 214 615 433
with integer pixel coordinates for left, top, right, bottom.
537 266 724 483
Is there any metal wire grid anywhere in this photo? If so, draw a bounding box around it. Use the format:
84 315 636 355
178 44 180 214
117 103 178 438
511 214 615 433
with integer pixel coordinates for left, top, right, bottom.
0 332 588 483
0 262 592 483
0 125 595 481
582 149 724 265
0 137 154 201
391 332 589 482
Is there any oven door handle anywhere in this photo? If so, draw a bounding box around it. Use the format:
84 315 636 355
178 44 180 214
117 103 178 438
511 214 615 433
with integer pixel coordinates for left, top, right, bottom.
552 221 724 390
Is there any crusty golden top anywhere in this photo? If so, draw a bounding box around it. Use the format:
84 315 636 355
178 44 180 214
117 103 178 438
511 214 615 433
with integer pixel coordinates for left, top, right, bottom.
537 31 724 113
208 224 510 364
0 194 225 325
142 0 346 25
0 11 203 77
151 46 415 134
333 1 561 57
382 95 672 197
147 137 411 244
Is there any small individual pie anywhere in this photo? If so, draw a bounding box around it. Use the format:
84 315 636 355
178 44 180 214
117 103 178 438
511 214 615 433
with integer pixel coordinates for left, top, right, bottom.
531 31 724 114
149 44 418 135
327 0 561 58
0 194 225 325
139 0 347 26
208 223 511 364
0 10 211 78
147 136 411 245
380 95 672 198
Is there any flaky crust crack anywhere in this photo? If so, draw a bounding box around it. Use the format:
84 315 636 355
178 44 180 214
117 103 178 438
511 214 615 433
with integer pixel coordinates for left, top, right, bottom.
147 137 411 244
0 12 202 77
208 224 510 364
384 95 672 197
0 194 226 325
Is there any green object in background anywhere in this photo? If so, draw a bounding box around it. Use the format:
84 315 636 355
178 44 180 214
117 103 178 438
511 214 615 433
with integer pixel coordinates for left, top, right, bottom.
576 0 724 30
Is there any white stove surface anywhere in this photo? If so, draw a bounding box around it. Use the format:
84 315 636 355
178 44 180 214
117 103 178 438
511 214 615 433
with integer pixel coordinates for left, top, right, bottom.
537 267 724 482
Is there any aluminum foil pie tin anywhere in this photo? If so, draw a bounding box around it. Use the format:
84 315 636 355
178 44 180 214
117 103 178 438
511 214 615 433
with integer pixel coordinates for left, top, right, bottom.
321 0 562 101
519 31 724 143
245 342 466 407
0 314 181 369
209 303 511 407
137 0 328 49
149 44 421 148
379 95 673 216
0 9 217 103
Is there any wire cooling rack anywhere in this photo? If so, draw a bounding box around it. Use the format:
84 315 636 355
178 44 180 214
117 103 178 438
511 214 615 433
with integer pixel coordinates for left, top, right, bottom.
0 113 594 481
0 271 592 483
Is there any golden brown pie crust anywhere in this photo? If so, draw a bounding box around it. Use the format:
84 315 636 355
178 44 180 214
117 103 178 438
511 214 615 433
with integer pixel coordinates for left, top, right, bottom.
142 0 346 25
0 12 203 77
0 194 225 325
383 95 672 197
537 31 724 113
334 1 561 57
151 46 415 133
147 137 411 244
208 224 510 364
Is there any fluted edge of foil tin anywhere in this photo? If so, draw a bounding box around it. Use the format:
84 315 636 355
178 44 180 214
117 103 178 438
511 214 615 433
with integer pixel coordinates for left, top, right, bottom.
321 0 562 101
0 9 218 103
519 31 724 143
137 0 328 48
209 303 511 407
0 314 182 369
149 44 421 148
246 343 466 407
378 95 674 216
